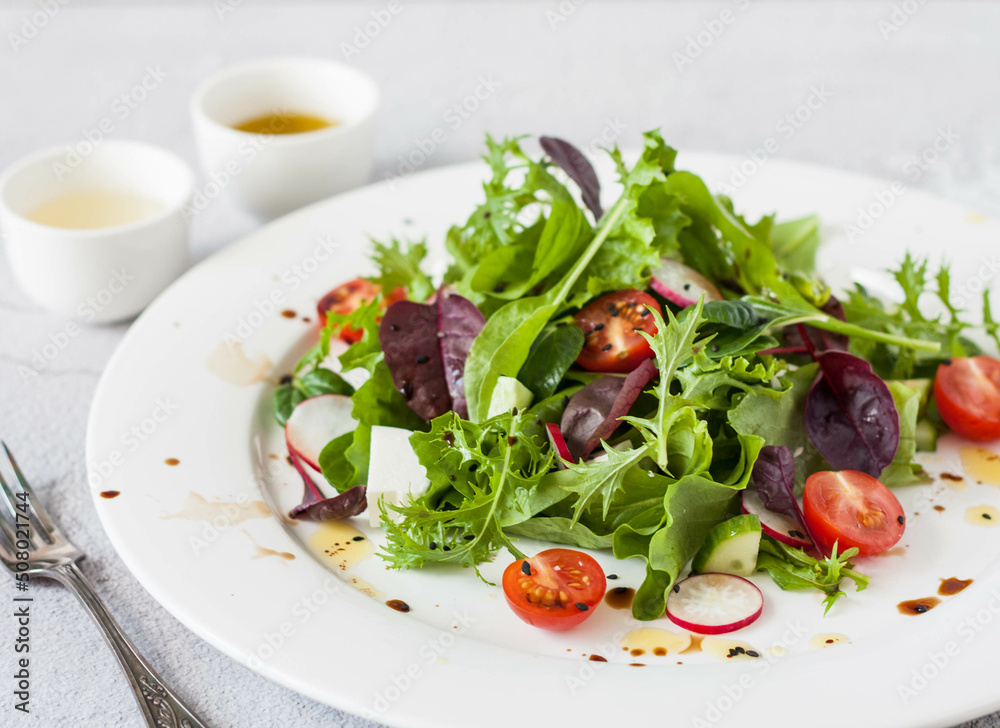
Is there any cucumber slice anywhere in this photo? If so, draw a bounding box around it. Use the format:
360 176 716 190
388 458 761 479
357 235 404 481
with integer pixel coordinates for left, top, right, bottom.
692 514 762 577
915 419 938 452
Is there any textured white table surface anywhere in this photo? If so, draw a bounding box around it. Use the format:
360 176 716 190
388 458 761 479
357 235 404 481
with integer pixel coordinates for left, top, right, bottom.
1 1 998 726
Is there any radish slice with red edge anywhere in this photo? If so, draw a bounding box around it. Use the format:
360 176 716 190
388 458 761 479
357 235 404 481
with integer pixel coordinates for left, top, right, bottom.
741 489 811 548
649 259 723 308
545 423 573 468
666 573 763 635
285 394 356 472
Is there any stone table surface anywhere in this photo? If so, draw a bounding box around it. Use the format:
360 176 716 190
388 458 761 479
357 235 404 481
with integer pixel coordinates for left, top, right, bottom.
0 1 998 726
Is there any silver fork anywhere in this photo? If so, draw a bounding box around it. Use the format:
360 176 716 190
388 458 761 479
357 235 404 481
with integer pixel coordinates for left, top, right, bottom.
0 442 210 728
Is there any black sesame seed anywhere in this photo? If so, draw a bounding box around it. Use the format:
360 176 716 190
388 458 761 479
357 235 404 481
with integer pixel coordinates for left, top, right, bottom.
942 358 952 366
575 602 589 611
613 586 628 594
672 584 680 593
626 301 638 308
602 343 613 351
483 211 491 218
511 407 518 416
608 304 619 316
352 536 365 542
789 530 805 539
493 283 506 293
897 515 905 525
683 283 691 290
521 562 532 576
640 308 651 317
728 648 739 657
606 573 618 580
915 605 928 613
279 374 293 384
415 354 429 364
464 534 475 540
984 513 993 520
429 541 437 550
442 545 451 552
746 650 760 658
735 646 746 654
593 322 605 331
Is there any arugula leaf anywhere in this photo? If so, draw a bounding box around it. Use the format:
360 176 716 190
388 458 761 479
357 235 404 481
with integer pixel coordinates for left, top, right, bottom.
369 238 435 303
380 410 553 573
506 516 613 550
464 185 640 423
325 297 385 374
613 474 741 621
621 302 706 470
561 444 652 523
728 363 829 488
755 536 869 614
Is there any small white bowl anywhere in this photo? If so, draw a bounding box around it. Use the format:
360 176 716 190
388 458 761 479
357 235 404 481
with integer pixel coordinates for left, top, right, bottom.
0 140 194 324
190 57 379 220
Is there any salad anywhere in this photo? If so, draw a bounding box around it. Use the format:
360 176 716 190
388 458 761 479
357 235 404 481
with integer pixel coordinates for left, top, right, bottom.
274 131 1000 633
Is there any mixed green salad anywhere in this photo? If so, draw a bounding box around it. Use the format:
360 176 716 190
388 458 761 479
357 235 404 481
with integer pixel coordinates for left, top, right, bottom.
274 131 1000 629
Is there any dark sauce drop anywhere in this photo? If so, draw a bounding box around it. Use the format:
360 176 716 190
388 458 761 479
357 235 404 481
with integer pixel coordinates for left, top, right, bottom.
100 490 120 499
933 505 946 512
604 586 635 610
940 472 964 482
897 597 941 615
280 309 297 318
630 648 644 657
938 577 973 596
386 599 411 613
589 654 607 662
164 458 180 466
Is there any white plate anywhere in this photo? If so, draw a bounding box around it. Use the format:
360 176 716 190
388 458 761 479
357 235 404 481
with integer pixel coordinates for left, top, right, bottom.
88 153 1000 728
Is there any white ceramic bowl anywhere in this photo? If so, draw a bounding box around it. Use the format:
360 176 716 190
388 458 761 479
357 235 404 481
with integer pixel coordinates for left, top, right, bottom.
0 140 194 324
190 57 379 220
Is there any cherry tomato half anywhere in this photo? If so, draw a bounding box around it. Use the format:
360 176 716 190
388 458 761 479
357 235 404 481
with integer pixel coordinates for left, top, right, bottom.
934 356 1000 442
502 548 606 631
317 279 406 343
803 470 905 557
574 290 662 373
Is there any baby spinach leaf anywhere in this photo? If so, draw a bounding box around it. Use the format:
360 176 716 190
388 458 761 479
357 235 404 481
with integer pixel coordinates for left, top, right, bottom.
518 324 585 401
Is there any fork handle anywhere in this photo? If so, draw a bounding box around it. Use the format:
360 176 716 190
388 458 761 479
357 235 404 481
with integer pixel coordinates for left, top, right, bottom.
50 562 211 728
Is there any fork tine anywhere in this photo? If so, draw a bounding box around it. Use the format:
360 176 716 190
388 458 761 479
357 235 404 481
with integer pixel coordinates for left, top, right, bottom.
1 442 56 543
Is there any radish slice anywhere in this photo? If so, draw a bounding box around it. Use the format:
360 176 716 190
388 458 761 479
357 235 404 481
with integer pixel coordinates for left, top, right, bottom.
545 423 573 468
650 259 723 308
741 489 812 548
285 394 357 471
666 573 763 635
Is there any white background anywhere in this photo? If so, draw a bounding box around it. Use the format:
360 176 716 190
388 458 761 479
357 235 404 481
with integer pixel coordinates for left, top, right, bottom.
1 1 998 726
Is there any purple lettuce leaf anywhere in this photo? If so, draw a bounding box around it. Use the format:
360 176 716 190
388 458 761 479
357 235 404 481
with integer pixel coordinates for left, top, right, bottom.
581 359 658 458
783 296 849 353
560 377 624 461
540 136 603 220
379 289 486 420
751 445 808 527
288 449 367 521
804 350 900 477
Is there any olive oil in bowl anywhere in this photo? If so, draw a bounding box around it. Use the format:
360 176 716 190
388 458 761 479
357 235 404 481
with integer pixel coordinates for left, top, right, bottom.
232 113 336 135
28 189 165 230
